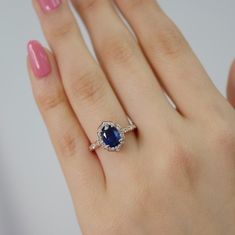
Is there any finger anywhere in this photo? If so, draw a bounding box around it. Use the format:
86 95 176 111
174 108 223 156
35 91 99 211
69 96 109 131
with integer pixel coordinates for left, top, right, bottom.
227 60 235 108
71 0 176 128
27 40 105 213
32 0 138 178
114 0 225 119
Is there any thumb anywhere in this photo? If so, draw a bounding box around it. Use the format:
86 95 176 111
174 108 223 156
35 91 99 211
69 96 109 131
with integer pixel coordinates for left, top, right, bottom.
227 60 235 108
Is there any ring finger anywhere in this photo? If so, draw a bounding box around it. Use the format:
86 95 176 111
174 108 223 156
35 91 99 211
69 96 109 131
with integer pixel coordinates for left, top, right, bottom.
71 0 179 132
33 0 137 175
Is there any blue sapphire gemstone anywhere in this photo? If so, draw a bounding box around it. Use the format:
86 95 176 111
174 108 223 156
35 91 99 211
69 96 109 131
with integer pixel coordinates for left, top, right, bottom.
101 124 122 148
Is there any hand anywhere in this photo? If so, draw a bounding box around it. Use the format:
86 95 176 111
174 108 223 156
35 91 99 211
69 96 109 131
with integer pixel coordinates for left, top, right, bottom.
27 1 235 234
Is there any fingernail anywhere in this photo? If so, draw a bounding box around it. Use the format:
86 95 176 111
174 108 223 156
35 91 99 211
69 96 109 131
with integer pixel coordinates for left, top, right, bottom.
37 0 61 12
28 40 51 79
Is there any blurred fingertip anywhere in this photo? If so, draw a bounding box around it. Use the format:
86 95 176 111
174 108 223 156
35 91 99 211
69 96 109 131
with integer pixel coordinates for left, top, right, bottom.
227 58 235 108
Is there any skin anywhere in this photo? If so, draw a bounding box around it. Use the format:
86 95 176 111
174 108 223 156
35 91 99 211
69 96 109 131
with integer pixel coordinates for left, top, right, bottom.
27 0 235 234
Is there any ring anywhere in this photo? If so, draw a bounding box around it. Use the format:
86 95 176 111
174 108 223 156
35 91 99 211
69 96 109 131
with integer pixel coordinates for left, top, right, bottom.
89 117 137 152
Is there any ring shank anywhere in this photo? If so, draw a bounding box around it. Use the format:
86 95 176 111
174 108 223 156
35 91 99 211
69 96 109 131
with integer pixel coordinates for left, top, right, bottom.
89 140 100 151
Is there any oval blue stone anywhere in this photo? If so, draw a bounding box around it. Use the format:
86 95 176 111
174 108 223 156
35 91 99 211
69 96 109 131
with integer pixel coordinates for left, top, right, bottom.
101 125 121 148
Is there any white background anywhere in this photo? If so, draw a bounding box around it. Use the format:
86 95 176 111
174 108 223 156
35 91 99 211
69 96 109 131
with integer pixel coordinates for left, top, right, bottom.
0 1 234 234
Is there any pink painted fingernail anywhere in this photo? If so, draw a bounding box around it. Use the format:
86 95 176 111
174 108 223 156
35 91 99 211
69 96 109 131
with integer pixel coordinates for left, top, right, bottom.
28 40 51 79
37 0 61 12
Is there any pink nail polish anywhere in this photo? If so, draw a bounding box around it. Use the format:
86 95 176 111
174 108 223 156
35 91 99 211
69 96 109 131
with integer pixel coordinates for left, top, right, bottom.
28 40 51 79
37 0 61 12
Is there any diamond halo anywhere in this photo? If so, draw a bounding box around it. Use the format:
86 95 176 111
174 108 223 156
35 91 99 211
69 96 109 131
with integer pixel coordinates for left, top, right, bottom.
89 118 136 152
97 121 125 152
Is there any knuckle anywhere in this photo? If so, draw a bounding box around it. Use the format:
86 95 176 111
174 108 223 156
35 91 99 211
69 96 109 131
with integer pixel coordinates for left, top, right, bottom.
102 35 136 65
36 89 65 111
150 24 186 59
57 129 79 158
75 0 100 11
169 143 194 170
211 120 235 152
69 68 106 105
163 141 197 188
46 19 75 41
120 0 146 11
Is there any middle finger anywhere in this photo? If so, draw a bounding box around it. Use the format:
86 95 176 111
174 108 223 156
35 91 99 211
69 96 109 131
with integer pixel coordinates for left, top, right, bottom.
72 0 178 130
